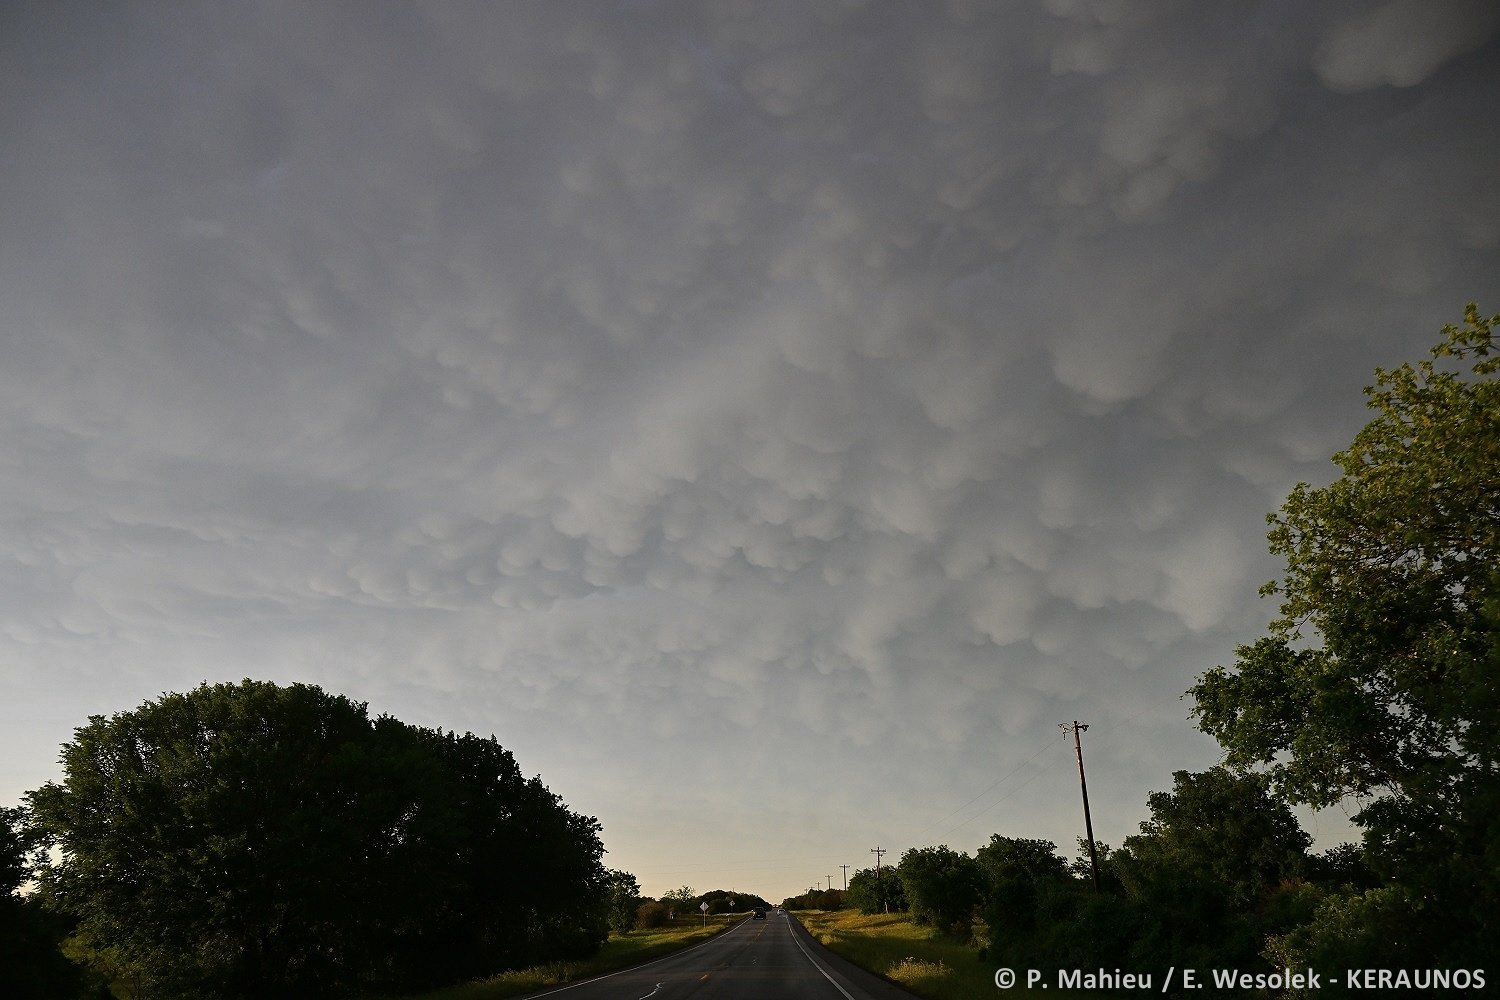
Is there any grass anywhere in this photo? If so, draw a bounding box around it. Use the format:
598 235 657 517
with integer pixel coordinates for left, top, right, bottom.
74 916 743 1000
390 915 744 1000
796 909 1082 1000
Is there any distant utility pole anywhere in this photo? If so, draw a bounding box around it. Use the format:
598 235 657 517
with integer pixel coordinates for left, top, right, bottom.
871 846 887 912
1061 721 1101 893
826 875 834 891
840 864 850 890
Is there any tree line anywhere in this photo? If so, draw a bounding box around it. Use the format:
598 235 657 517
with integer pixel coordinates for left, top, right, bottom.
800 305 1500 996
824 766 1360 991
606 879 772 931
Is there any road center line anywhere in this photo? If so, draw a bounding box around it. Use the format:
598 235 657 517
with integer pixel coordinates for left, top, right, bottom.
516 918 752 998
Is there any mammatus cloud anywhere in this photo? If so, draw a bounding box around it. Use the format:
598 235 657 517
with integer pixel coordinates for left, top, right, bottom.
2 2 1497 898
1314 0 1500 93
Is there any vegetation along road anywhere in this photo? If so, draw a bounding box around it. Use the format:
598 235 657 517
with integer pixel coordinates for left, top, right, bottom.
516 911 918 1000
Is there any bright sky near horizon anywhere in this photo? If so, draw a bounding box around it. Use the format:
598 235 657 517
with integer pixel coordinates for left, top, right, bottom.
3 1 1498 903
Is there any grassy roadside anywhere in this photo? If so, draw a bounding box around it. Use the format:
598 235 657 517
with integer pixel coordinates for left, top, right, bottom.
795 909 1078 1000
79 916 744 1000
391 915 746 1000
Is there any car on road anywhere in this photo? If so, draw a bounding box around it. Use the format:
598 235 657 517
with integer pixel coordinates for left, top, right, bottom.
752 906 767 919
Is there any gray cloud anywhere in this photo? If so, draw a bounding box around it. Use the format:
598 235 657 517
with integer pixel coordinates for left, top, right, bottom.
2 1 1497 898
1314 0 1500 93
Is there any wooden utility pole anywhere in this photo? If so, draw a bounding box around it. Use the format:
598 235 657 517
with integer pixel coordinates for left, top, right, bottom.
1061 721 1101 892
871 846 887 912
826 874 834 891
840 863 850 890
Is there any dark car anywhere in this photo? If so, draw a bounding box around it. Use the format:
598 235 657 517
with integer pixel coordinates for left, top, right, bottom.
752 906 767 919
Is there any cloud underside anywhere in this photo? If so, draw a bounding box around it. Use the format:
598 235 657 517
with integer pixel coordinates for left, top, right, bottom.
1 1 1497 893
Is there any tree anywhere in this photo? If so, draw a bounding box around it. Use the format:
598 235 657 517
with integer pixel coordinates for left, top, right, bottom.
26 680 607 998
408 726 608 975
897 846 980 936
1 807 104 999
1067 839 1116 889
1303 843 1376 891
1264 884 1418 993
1115 768 1309 910
603 871 642 935
1190 304 1500 965
974 836 1070 943
845 864 906 915
662 886 696 906
660 885 696 919
974 836 1069 886
1103 769 1314 974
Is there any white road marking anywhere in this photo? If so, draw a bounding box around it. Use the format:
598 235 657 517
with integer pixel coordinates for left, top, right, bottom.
638 982 665 999
786 920 859 1000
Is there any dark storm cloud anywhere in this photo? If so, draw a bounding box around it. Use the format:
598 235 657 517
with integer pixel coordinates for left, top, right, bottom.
2 0 1497 897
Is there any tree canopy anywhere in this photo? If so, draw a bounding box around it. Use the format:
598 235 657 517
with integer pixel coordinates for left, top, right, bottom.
1190 304 1500 965
844 864 906 915
974 835 1069 887
26 680 608 998
603 870 642 934
897 845 980 934
1115 767 1309 910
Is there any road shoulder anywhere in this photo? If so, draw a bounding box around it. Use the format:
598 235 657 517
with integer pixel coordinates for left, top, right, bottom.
785 913 924 1000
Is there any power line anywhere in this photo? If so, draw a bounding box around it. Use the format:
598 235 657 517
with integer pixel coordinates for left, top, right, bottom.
909 728 1069 847
922 731 1061 833
932 750 1067 845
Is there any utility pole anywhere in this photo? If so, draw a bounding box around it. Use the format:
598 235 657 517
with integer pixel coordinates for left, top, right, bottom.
1061 721 1101 893
840 863 850 890
826 875 834 891
871 846 887 912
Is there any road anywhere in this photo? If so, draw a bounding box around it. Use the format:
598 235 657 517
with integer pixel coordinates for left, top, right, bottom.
519 911 920 1000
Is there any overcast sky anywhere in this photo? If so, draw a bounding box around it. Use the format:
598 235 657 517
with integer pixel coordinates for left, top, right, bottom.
3 1 1498 902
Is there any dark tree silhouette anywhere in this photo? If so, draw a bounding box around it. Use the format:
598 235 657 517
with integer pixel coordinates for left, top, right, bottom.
27 680 606 998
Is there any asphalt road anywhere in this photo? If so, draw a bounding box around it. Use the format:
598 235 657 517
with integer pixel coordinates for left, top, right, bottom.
519 911 921 1000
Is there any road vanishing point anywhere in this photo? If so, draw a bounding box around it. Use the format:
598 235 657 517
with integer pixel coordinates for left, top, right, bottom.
519 912 919 1000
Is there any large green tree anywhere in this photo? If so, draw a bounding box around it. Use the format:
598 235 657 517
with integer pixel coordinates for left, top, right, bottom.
973 836 1071 949
1116 768 1309 910
1190 304 1500 964
897 845 980 935
27 680 607 998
